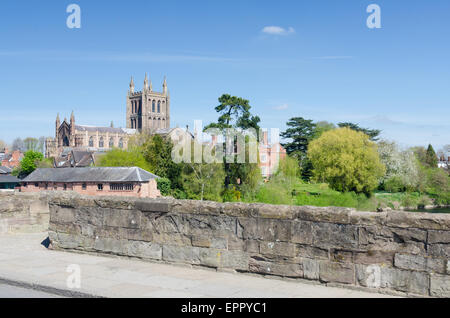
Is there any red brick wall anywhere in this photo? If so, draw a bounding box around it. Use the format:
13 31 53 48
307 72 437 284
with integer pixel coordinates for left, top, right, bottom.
21 181 161 198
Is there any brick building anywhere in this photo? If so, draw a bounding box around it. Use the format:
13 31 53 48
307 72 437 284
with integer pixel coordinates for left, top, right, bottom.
21 167 161 198
0 166 20 190
0 148 23 169
259 131 287 178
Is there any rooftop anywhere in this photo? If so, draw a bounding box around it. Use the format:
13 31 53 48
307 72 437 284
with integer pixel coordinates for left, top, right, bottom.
23 167 159 183
0 166 12 174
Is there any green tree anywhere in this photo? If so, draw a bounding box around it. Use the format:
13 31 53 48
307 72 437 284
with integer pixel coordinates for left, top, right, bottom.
280 117 316 180
13 150 44 178
338 122 381 141
308 128 386 194
97 148 151 171
23 137 40 152
204 94 261 191
313 121 336 139
143 134 183 190
425 144 438 168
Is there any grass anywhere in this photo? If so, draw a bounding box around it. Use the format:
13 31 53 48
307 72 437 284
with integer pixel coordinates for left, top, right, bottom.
247 177 437 212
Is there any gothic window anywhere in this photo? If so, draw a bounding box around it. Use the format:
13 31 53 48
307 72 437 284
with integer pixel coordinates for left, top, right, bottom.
152 100 155 112
157 101 161 113
63 136 69 147
99 137 104 148
109 138 114 148
89 136 94 147
158 118 161 128
139 100 142 114
119 138 124 149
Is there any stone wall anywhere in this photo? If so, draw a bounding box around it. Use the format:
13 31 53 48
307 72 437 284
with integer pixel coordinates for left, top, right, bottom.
0 192 50 234
47 192 450 297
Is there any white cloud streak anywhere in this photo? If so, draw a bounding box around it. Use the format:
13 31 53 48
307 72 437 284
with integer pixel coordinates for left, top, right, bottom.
262 26 295 36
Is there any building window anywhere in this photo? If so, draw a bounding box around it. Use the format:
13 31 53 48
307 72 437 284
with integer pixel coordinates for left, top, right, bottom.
109 138 114 148
110 183 134 191
44 183 48 190
97 184 103 191
157 101 161 113
260 154 267 163
119 138 124 149
82 183 87 190
63 184 67 191
152 100 155 112
89 136 94 147
99 137 104 148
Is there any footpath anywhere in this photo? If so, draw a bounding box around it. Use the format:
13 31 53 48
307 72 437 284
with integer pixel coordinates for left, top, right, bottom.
0 233 397 298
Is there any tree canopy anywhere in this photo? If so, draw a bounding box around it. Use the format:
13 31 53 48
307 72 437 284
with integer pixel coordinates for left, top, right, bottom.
308 127 385 194
337 122 381 141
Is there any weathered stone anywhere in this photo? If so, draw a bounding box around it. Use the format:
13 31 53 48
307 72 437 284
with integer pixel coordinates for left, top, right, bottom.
430 274 450 297
222 202 257 218
331 249 353 263
135 201 169 213
380 267 429 295
256 204 294 219
353 250 394 266
220 250 249 271
428 244 450 258
126 241 162 260
245 240 259 253
257 218 292 242
152 233 191 246
386 211 450 230
291 221 314 245
428 230 450 244
293 206 353 224
296 244 328 260
227 236 244 251
313 222 358 249
302 258 319 280
162 245 200 264
394 253 446 273
319 261 355 284
94 237 127 255
249 257 302 277
103 209 141 229
51 206 76 224
260 241 296 258
349 211 386 226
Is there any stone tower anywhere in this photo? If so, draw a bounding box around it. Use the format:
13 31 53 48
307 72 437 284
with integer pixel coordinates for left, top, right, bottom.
126 74 170 132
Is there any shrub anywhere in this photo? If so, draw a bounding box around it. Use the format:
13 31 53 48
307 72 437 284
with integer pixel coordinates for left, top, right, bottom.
156 178 171 196
384 176 406 193
222 187 241 202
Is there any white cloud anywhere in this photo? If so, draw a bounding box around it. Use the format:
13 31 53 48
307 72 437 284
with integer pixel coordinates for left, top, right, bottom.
273 104 289 110
262 26 295 36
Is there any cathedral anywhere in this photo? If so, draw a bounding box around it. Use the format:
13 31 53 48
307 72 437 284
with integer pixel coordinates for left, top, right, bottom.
45 75 171 158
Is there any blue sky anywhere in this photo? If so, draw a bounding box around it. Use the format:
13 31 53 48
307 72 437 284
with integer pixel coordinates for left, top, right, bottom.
0 0 449 149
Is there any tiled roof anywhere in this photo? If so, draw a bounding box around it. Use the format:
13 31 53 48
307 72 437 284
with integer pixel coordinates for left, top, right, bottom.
0 166 12 174
75 125 136 134
23 167 159 183
0 175 20 183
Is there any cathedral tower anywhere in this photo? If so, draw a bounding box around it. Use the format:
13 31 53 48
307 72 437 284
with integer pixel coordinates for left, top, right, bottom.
126 74 170 132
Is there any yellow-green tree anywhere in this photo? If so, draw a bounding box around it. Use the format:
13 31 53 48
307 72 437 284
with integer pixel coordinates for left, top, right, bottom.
308 127 385 194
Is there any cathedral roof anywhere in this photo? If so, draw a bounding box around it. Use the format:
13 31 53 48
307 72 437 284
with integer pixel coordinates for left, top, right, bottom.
22 167 159 183
75 125 136 134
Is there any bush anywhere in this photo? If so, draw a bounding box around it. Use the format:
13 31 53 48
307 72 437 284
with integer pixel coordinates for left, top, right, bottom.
222 187 241 202
384 176 406 193
156 178 171 196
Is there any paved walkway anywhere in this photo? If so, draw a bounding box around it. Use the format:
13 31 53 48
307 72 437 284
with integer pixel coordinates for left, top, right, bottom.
0 233 396 298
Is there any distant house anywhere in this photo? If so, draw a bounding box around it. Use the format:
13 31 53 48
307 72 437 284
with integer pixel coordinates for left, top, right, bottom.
0 148 23 169
21 167 161 198
54 149 96 168
438 153 450 170
0 166 20 190
259 131 287 178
